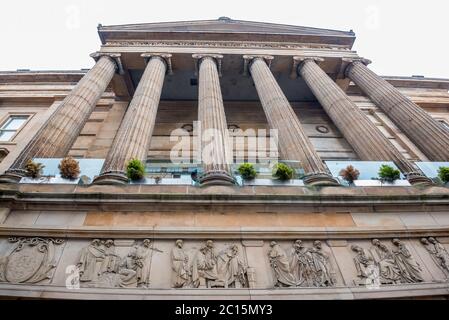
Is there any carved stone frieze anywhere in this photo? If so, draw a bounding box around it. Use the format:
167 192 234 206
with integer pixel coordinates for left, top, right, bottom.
421 237 449 280
77 239 161 288
0 237 64 284
268 240 337 288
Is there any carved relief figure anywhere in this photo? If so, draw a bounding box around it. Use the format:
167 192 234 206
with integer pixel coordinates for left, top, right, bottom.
0 237 64 284
392 239 423 283
77 239 159 288
192 240 219 288
77 239 106 283
171 240 190 288
370 239 402 284
101 240 120 274
118 248 138 288
308 241 336 287
135 239 153 288
421 238 449 279
268 241 297 287
216 245 248 288
290 240 314 287
351 245 379 286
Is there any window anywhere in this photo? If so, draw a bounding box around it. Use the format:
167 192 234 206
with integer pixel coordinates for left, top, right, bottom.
0 115 29 142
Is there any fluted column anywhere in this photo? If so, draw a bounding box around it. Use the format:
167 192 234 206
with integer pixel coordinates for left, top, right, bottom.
246 56 339 186
346 59 449 161
194 54 235 186
0 53 120 183
94 54 169 184
297 57 432 186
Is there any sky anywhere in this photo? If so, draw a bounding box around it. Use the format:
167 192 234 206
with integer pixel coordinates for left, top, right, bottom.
1 0 448 78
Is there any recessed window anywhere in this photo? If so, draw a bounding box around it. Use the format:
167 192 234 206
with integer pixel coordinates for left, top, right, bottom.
0 115 29 142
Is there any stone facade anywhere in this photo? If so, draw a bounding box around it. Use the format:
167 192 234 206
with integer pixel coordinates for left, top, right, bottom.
0 18 448 299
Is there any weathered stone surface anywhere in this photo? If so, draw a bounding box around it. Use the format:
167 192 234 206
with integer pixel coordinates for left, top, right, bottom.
346 60 449 161
0 55 118 183
95 55 168 184
297 58 432 186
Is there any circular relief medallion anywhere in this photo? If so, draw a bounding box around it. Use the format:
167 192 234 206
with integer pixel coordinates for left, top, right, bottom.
5 246 44 284
316 125 330 134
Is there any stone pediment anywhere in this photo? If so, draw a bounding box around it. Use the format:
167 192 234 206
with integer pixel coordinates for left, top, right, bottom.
100 17 352 36
98 17 356 47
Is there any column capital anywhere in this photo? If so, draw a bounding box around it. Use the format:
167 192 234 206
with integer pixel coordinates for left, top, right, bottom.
192 54 223 77
242 55 274 76
90 52 125 75
291 56 324 79
343 57 372 77
141 53 173 75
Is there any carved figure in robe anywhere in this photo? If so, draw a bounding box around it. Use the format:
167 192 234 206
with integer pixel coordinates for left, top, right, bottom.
351 245 379 286
308 241 336 287
101 240 120 274
216 245 248 288
268 241 297 287
118 249 138 288
421 238 449 278
192 240 219 288
370 239 401 284
391 239 423 283
171 240 190 288
135 239 152 288
77 239 106 282
290 240 313 287
429 237 449 273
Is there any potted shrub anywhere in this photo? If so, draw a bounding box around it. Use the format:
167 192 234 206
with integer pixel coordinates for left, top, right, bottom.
25 160 45 179
272 163 294 181
438 166 449 185
238 163 257 180
58 157 80 180
339 165 360 185
126 158 146 182
378 164 401 183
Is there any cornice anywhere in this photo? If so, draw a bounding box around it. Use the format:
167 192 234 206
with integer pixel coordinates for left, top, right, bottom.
103 40 353 51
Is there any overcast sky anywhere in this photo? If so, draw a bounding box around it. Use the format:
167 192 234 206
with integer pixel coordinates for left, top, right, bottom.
1 0 448 78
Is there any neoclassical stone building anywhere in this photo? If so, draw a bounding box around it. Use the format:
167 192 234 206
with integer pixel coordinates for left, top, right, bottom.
0 18 449 299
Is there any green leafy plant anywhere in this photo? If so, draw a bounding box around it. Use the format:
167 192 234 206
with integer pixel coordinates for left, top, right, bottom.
59 157 80 180
339 165 360 184
438 166 449 184
126 158 146 181
272 163 294 181
25 160 45 179
378 164 401 182
238 163 257 180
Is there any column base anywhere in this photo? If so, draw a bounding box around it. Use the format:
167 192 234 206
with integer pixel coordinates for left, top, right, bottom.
406 172 434 187
199 170 236 187
0 169 26 184
93 171 129 185
303 173 341 187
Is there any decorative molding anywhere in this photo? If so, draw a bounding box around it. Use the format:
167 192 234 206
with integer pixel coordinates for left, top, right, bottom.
242 55 274 76
90 52 125 75
104 40 352 51
0 237 64 284
141 53 173 75
342 57 372 78
291 56 325 79
192 54 224 77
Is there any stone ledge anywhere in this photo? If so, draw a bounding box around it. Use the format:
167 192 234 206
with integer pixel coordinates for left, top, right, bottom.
0 283 447 300
0 184 448 209
0 224 448 240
